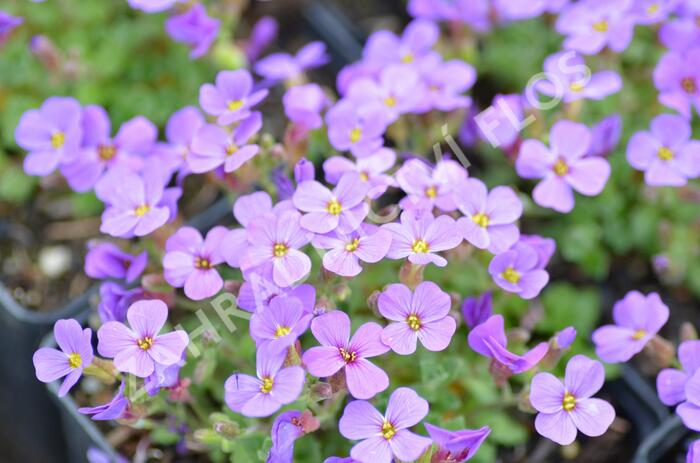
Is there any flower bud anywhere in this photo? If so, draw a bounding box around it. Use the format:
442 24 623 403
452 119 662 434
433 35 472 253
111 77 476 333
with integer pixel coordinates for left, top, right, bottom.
294 158 315 183
310 382 333 401
461 291 492 329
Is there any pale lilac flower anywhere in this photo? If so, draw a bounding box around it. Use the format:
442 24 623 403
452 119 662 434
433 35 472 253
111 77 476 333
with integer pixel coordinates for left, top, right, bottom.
494 0 569 20
293 172 369 234
199 70 268 125
455 178 522 254
626 114 700 187
302 310 390 399
518 234 556 269
97 282 144 323
688 440 700 463
656 340 700 406
97 300 189 378
85 242 147 283
555 327 577 349
163 226 228 301
588 114 622 157
378 282 457 355
128 0 178 12
488 242 549 299
338 387 432 463
33 319 93 397
630 0 679 25
154 106 205 177
475 94 525 150
468 315 549 374
326 100 387 158
677 371 700 432
15 97 83 176
396 159 468 212
294 158 315 183
462 291 493 330
145 358 184 396
312 224 392 277
249 296 312 352
592 291 669 363
323 148 396 199
363 19 439 67
268 410 319 463
536 51 622 103
165 4 219 59
283 83 327 130
424 423 491 462
255 41 329 83
530 355 615 445
238 275 315 314
79 381 128 421
408 0 489 30
384 211 461 267
239 210 312 287
0 11 22 44
189 113 262 173
659 18 700 52
653 47 700 118
556 0 635 55
516 120 610 213
245 16 277 62
224 347 305 418
415 56 476 112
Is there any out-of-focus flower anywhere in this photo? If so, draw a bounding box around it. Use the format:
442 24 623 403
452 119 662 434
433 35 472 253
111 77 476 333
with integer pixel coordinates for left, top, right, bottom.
517 235 556 269
588 114 622 157
687 439 700 463
530 355 615 445
284 84 327 130
396 159 468 213
475 94 525 150
363 19 439 68
653 47 700 118
154 106 205 177
165 4 219 59
311 224 392 277
267 410 319 463
383 211 462 267
630 0 678 25
85 242 147 283
592 291 669 363
536 51 622 103
128 0 179 13
189 113 262 174
254 41 329 83
323 148 396 199
294 158 315 183
326 100 387 158
462 291 493 329
415 56 476 112
424 422 491 462
659 18 700 52
79 381 128 421
488 242 550 299
657 340 700 406
0 11 22 45
556 0 635 55
555 327 577 349
249 296 312 352
98 282 144 323
245 16 277 63
199 70 268 125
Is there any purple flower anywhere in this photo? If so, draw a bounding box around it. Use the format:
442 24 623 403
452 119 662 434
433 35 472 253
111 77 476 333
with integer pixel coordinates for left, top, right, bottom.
688 440 700 463
516 120 610 213
416 56 476 112
239 210 312 287
475 94 525 150
556 0 635 55
145 359 184 396
303 310 390 399
250 296 312 352
494 0 568 20
659 18 700 52
60 107 156 192
363 19 439 68
255 41 329 83
284 84 328 130
424 423 491 462
267 410 318 463
128 0 178 12
311 224 392 277
163 226 228 300
396 159 468 213
626 114 700 187
338 387 432 463
468 314 549 374
383 211 462 267
294 158 315 184
323 458 356 463
238 276 315 314
462 291 493 329
326 100 387 158
97 282 144 323
323 148 396 199
100 170 170 238
653 47 700 118
657 340 700 406
245 16 277 63
79 381 128 421
630 0 677 24
199 70 268 126
0 11 22 44
456 178 522 254
33 319 93 397
293 172 369 234
378 282 457 355
677 371 700 432
588 114 622 157
15 97 83 176
488 242 549 299
189 113 262 173
555 327 577 349
86 448 129 463
85 242 147 283
530 355 615 445
536 51 622 103
592 291 669 363
224 347 305 417
165 4 219 59
518 234 556 269
97 299 189 378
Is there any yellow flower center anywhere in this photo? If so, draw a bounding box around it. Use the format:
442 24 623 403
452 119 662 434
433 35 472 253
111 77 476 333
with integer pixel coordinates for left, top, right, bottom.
411 239 429 254
359 171 369 181
381 420 397 440
137 336 154 350
134 204 151 217
68 352 82 369
570 81 585 92
401 53 414 64
275 325 291 337
345 238 360 252
553 158 569 176
51 131 65 149
384 96 397 107
350 128 362 144
339 347 357 363
98 144 116 161
227 99 244 111
260 376 274 394
273 243 289 258
657 147 674 161
682 77 697 94
194 256 212 269
592 20 609 32
225 143 239 156
647 3 659 14
326 199 342 215
501 267 521 284
406 313 422 331
562 392 576 412
472 212 490 228
632 329 647 340
425 186 438 199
